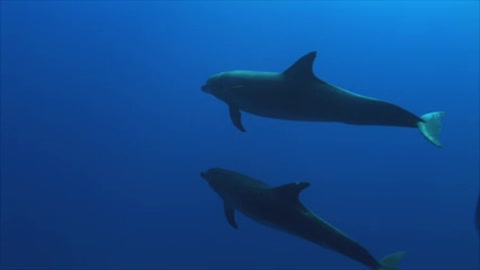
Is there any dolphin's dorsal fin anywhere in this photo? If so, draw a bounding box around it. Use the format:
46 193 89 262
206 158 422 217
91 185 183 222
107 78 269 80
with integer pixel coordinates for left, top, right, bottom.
272 182 311 202
223 202 238 229
283 51 317 81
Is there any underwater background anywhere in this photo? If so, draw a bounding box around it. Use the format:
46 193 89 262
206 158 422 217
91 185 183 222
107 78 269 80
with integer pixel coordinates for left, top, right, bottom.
1 1 479 269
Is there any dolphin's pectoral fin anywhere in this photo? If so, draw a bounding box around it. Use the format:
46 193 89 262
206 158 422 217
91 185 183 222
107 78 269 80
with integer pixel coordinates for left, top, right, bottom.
223 202 238 229
272 182 311 202
283 51 322 82
229 105 246 132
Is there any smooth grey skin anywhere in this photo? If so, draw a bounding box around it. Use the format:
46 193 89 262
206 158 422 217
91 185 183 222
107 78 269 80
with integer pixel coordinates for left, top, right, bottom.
201 51 445 147
201 168 405 270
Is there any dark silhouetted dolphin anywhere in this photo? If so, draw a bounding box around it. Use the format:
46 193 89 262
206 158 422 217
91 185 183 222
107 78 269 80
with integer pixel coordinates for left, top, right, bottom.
202 51 445 148
201 167 406 270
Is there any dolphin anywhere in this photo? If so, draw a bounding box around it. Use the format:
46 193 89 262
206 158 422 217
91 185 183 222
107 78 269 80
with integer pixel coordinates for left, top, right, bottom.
201 51 445 148
201 167 406 270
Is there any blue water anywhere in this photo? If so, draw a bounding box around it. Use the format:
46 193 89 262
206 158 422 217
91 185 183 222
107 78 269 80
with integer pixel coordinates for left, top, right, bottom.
1 1 479 269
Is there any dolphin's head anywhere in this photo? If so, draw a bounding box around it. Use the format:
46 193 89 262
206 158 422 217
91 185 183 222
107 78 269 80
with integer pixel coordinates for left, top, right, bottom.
201 72 223 94
201 71 247 101
200 168 229 195
200 167 248 200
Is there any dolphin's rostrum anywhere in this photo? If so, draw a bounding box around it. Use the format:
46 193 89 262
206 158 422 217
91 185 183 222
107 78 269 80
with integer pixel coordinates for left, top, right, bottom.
201 167 406 270
202 51 445 148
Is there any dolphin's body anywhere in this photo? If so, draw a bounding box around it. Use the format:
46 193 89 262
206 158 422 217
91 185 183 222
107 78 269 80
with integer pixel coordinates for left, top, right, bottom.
201 167 406 270
202 51 445 148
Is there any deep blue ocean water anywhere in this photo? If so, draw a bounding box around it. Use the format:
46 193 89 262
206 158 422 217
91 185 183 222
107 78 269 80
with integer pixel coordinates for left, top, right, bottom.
1 1 479 269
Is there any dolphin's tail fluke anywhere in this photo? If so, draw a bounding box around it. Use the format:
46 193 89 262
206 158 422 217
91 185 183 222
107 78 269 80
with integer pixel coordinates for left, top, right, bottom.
377 251 406 270
417 111 445 148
